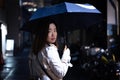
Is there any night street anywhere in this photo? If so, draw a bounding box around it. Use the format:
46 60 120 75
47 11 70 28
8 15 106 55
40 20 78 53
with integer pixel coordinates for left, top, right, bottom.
0 0 120 80
0 47 120 80
0 48 88 80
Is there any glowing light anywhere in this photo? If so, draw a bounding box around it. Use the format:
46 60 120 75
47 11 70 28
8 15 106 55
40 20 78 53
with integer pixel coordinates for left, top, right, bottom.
22 2 37 7
6 39 14 51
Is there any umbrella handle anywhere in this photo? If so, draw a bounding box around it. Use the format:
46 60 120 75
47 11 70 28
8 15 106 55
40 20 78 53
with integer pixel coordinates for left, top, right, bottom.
64 37 70 48
63 31 70 48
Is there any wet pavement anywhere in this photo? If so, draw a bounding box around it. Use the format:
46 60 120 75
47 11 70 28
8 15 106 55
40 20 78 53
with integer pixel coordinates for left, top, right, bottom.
0 48 88 80
0 48 30 80
0 48 119 80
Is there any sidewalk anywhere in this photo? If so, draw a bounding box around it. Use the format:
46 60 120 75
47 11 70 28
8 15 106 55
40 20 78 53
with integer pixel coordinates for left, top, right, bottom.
0 48 30 80
0 48 89 80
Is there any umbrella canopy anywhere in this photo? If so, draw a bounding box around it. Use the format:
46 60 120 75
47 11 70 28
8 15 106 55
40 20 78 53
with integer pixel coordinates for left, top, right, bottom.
21 2 103 34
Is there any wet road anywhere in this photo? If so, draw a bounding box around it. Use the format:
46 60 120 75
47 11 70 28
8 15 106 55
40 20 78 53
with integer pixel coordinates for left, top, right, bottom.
0 48 119 80
0 48 87 80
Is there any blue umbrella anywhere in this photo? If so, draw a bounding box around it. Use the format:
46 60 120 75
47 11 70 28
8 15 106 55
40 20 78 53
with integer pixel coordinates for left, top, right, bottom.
21 2 103 33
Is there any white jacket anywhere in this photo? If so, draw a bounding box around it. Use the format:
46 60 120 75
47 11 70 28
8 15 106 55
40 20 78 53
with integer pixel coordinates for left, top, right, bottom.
29 44 72 80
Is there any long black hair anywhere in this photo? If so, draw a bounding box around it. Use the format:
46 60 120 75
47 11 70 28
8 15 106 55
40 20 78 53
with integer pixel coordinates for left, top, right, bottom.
31 19 58 55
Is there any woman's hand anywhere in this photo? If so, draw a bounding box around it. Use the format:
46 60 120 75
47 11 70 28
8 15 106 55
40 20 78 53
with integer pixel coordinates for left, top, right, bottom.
61 45 73 67
63 45 67 52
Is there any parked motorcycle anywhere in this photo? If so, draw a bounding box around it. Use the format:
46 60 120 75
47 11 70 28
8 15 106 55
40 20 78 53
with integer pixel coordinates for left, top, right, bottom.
80 45 120 80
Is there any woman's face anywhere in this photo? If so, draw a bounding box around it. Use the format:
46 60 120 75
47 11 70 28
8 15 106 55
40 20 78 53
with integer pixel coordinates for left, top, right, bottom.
47 23 57 44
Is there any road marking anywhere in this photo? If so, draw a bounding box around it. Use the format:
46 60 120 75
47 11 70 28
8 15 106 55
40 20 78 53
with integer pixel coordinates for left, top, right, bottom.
4 68 15 80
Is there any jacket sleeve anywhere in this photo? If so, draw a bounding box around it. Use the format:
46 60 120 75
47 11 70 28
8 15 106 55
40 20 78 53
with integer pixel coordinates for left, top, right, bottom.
45 46 69 79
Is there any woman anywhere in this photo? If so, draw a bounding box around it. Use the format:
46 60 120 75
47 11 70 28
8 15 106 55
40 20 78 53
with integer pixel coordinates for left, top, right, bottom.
29 20 72 80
